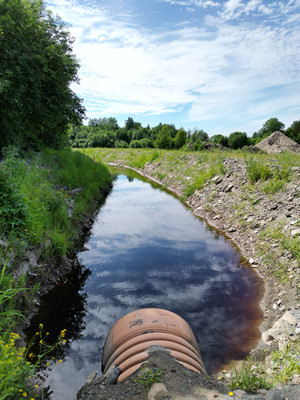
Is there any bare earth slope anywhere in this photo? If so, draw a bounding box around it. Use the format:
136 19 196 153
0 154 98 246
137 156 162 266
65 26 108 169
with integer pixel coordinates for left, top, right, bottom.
255 131 300 154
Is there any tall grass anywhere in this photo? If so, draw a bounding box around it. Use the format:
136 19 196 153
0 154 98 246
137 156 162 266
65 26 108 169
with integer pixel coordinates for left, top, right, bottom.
246 157 272 183
0 262 35 399
79 148 227 198
0 147 111 259
230 341 300 393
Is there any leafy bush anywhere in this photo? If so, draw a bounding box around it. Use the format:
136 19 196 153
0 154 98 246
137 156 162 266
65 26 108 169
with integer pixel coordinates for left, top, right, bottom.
228 132 248 149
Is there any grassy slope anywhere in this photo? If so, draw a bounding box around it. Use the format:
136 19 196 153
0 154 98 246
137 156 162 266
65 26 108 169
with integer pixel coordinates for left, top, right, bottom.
79 147 299 197
0 147 112 400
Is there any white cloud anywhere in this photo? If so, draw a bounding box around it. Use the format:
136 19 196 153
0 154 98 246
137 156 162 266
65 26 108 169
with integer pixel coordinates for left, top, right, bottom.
46 0 300 132
221 0 243 20
162 0 220 7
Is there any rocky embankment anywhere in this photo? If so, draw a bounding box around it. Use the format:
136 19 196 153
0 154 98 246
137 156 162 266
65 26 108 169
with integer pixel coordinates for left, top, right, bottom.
141 157 299 322
78 151 299 400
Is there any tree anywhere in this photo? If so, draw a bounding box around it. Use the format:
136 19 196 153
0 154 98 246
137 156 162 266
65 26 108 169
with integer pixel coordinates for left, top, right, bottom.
0 0 85 152
174 129 187 149
285 120 300 144
138 138 154 148
116 128 130 144
90 117 119 131
114 140 128 148
211 134 228 147
155 125 173 149
228 132 248 149
191 129 209 142
125 117 135 131
258 118 285 138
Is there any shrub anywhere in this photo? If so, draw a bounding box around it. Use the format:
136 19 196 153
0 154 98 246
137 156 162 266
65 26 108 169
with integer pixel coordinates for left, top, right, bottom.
228 132 248 149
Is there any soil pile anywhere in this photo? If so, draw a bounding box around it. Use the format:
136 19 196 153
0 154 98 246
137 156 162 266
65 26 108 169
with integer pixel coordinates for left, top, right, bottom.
254 131 300 153
77 349 228 400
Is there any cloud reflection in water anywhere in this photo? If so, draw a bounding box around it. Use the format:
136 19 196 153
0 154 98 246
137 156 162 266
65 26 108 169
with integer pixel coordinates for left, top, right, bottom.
45 174 263 399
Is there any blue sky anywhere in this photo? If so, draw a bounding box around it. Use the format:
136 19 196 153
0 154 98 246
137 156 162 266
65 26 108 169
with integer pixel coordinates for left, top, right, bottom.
46 0 300 135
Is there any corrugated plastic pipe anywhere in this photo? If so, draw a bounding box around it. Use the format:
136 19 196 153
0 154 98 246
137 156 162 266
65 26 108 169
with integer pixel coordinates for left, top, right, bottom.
102 308 207 382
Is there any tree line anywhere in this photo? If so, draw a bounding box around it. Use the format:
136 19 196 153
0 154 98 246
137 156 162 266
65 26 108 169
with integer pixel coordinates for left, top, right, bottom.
0 1 299 155
70 117 300 150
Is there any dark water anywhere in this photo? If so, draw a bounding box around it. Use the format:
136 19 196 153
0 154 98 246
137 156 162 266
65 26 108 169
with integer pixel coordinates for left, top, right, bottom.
26 173 263 399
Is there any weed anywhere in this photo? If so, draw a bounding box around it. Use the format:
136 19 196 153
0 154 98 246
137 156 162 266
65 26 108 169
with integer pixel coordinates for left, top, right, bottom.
262 179 285 194
0 265 26 333
230 357 272 393
246 157 272 183
134 365 162 392
150 151 160 162
0 264 68 400
183 162 225 198
0 324 68 400
157 172 166 181
0 163 26 236
271 341 300 384
264 224 300 264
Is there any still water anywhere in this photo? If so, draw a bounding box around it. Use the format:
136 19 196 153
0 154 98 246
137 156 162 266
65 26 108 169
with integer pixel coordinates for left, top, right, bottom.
27 173 263 399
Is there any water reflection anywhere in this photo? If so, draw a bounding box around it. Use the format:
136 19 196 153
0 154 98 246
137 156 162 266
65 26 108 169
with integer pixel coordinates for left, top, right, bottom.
25 262 90 363
29 174 263 400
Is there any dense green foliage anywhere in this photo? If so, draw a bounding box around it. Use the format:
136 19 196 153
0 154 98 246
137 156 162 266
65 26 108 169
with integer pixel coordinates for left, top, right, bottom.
0 0 85 152
70 117 300 150
227 131 248 149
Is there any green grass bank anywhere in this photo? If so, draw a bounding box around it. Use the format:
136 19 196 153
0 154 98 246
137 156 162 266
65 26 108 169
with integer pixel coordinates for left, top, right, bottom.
0 147 112 399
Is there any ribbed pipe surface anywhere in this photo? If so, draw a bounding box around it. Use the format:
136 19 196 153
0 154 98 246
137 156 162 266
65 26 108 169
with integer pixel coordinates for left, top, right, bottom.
102 308 207 382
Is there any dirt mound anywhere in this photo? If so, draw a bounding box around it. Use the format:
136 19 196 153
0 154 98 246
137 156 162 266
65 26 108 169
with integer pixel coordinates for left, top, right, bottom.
254 131 300 153
77 350 228 400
